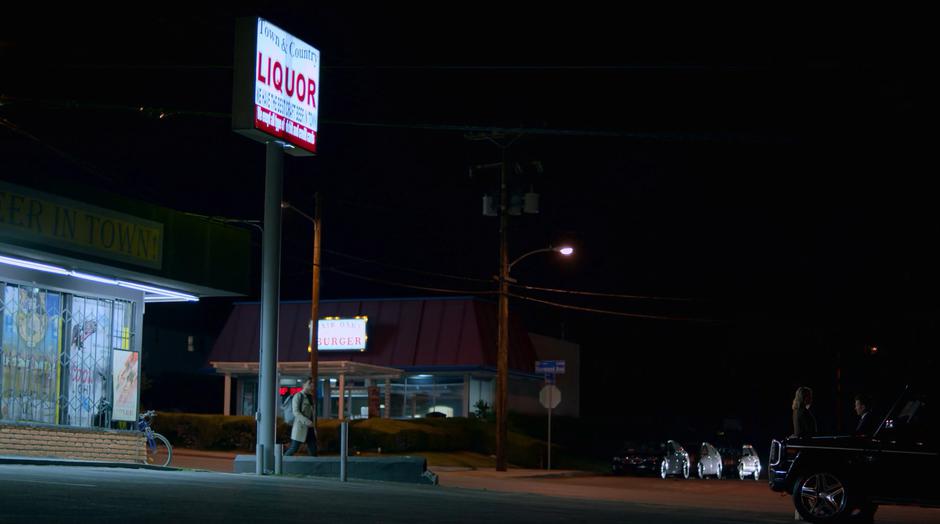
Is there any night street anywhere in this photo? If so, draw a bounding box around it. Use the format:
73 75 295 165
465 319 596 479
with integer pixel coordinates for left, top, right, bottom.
1 8 937 524
2 465 938 523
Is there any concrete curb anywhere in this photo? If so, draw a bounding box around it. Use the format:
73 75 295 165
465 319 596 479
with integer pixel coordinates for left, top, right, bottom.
512 470 598 480
0 455 180 471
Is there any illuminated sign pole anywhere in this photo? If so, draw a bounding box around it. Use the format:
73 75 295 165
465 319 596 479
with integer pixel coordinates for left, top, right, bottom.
232 17 320 474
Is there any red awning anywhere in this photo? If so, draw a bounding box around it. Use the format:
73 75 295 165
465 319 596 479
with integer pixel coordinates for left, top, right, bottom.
209 297 537 372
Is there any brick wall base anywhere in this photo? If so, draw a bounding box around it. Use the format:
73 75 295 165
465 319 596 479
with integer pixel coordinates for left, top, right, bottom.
0 423 146 463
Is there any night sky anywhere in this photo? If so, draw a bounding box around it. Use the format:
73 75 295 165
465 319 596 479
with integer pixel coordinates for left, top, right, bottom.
1 8 932 447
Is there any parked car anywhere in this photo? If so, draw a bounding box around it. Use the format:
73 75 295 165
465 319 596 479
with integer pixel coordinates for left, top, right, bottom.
737 444 761 480
769 384 939 522
612 442 663 476
696 442 723 479
660 440 690 479
716 444 740 474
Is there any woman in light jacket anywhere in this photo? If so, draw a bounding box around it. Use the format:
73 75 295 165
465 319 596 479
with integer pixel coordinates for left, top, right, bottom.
285 377 318 456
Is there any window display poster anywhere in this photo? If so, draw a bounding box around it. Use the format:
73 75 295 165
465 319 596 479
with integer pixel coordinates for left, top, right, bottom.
67 296 111 427
1 286 61 424
111 349 139 421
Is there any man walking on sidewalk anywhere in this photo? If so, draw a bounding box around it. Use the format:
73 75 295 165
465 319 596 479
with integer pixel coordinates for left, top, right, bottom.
285 377 318 456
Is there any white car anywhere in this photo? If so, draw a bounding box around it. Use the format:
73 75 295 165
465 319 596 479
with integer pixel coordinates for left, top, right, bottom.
660 440 690 479
737 444 761 480
697 442 723 479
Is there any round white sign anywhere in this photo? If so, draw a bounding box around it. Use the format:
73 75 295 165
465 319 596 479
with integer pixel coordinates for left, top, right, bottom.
539 385 561 409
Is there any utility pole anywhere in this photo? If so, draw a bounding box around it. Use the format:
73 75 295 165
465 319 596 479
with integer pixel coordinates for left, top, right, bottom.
309 193 322 386
469 132 537 472
496 147 510 472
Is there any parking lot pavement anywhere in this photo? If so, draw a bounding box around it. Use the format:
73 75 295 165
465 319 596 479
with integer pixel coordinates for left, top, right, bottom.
436 471 940 523
0 464 789 524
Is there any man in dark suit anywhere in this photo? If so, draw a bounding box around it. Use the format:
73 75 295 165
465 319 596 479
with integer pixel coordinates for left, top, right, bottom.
854 393 877 436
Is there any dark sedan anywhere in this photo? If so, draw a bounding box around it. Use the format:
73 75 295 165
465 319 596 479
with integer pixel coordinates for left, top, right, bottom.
612 442 664 476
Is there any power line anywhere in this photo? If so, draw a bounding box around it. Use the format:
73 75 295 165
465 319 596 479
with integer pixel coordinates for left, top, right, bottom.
324 267 496 296
508 282 698 302
52 63 766 72
197 208 701 303
1 96 788 144
0 116 117 184
508 293 712 322
323 248 492 284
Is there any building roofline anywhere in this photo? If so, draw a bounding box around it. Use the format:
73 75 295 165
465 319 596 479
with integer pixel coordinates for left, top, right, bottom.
233 295 486 305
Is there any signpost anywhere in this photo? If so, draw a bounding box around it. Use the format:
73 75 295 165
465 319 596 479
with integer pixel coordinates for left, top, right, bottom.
232 17 320 474
536 360 565 470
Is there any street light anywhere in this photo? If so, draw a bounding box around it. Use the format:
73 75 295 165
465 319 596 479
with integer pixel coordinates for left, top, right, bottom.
282 198 322 386
509 246 574 271
495 244 573 471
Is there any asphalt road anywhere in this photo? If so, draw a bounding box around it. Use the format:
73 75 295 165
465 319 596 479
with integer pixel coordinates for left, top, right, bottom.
438 471 940 523
1 465 937 523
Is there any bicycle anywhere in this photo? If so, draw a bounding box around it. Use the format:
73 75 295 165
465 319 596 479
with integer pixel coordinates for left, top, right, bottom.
137 410 172 467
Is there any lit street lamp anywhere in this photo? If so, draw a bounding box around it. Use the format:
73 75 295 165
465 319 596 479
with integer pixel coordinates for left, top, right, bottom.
509 246 574 271
495 244 573 471
282 198 323 386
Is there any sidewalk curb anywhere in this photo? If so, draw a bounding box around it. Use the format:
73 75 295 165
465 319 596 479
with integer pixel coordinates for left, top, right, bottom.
172 449 238 460
512 471 598 480
0 455 180 471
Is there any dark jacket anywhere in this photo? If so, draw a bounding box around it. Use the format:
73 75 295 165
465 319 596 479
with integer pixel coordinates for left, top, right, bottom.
854 410 877 436
792 407 817 438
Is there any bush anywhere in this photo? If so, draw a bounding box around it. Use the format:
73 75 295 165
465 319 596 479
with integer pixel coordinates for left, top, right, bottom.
150 413 594 468
151 412 541 463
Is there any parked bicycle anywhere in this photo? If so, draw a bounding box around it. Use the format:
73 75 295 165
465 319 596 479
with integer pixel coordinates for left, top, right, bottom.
137 410 172 467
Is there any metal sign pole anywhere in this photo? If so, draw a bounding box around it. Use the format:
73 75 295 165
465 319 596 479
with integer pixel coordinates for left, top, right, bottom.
258 140 285 474
340 421 348 482
547 374 552 471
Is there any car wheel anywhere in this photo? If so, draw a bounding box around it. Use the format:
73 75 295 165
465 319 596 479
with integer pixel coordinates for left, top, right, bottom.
738 464 746 480
753 467 760 481
716 464 722 479
682 461 690 479
793 472 851 523
697 462 705 479
660 460 668 479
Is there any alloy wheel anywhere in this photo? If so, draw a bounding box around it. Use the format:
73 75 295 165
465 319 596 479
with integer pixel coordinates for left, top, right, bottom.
798 472 847 519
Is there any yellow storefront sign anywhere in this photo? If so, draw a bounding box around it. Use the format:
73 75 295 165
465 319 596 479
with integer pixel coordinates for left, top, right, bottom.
0 182 163 269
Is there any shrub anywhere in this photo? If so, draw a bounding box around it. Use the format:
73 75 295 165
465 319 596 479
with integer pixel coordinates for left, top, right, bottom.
151 412 554 467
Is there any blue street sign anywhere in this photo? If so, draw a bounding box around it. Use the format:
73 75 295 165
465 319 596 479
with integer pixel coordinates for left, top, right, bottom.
535 360 566 374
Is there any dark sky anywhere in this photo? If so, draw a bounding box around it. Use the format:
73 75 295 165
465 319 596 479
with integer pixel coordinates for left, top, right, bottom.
1 7 933 438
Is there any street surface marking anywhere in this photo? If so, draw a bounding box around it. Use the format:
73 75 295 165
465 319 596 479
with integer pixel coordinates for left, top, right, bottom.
17 479 97 487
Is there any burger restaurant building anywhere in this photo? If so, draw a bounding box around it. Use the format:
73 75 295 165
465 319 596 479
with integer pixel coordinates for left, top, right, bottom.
209 297 580 420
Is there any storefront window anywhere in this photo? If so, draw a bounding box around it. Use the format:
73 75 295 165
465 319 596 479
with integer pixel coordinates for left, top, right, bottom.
241 380 257 416
0 282 137 428
469 377 494 416
402 374 466 418
0 285 62 424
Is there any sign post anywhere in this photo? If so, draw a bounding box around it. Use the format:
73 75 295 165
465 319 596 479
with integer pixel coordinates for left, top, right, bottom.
233 17 320 474
539 384 562 470
536 361 565 470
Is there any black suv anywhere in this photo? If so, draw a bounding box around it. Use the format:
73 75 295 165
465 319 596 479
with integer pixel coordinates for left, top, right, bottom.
768 384 938 522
